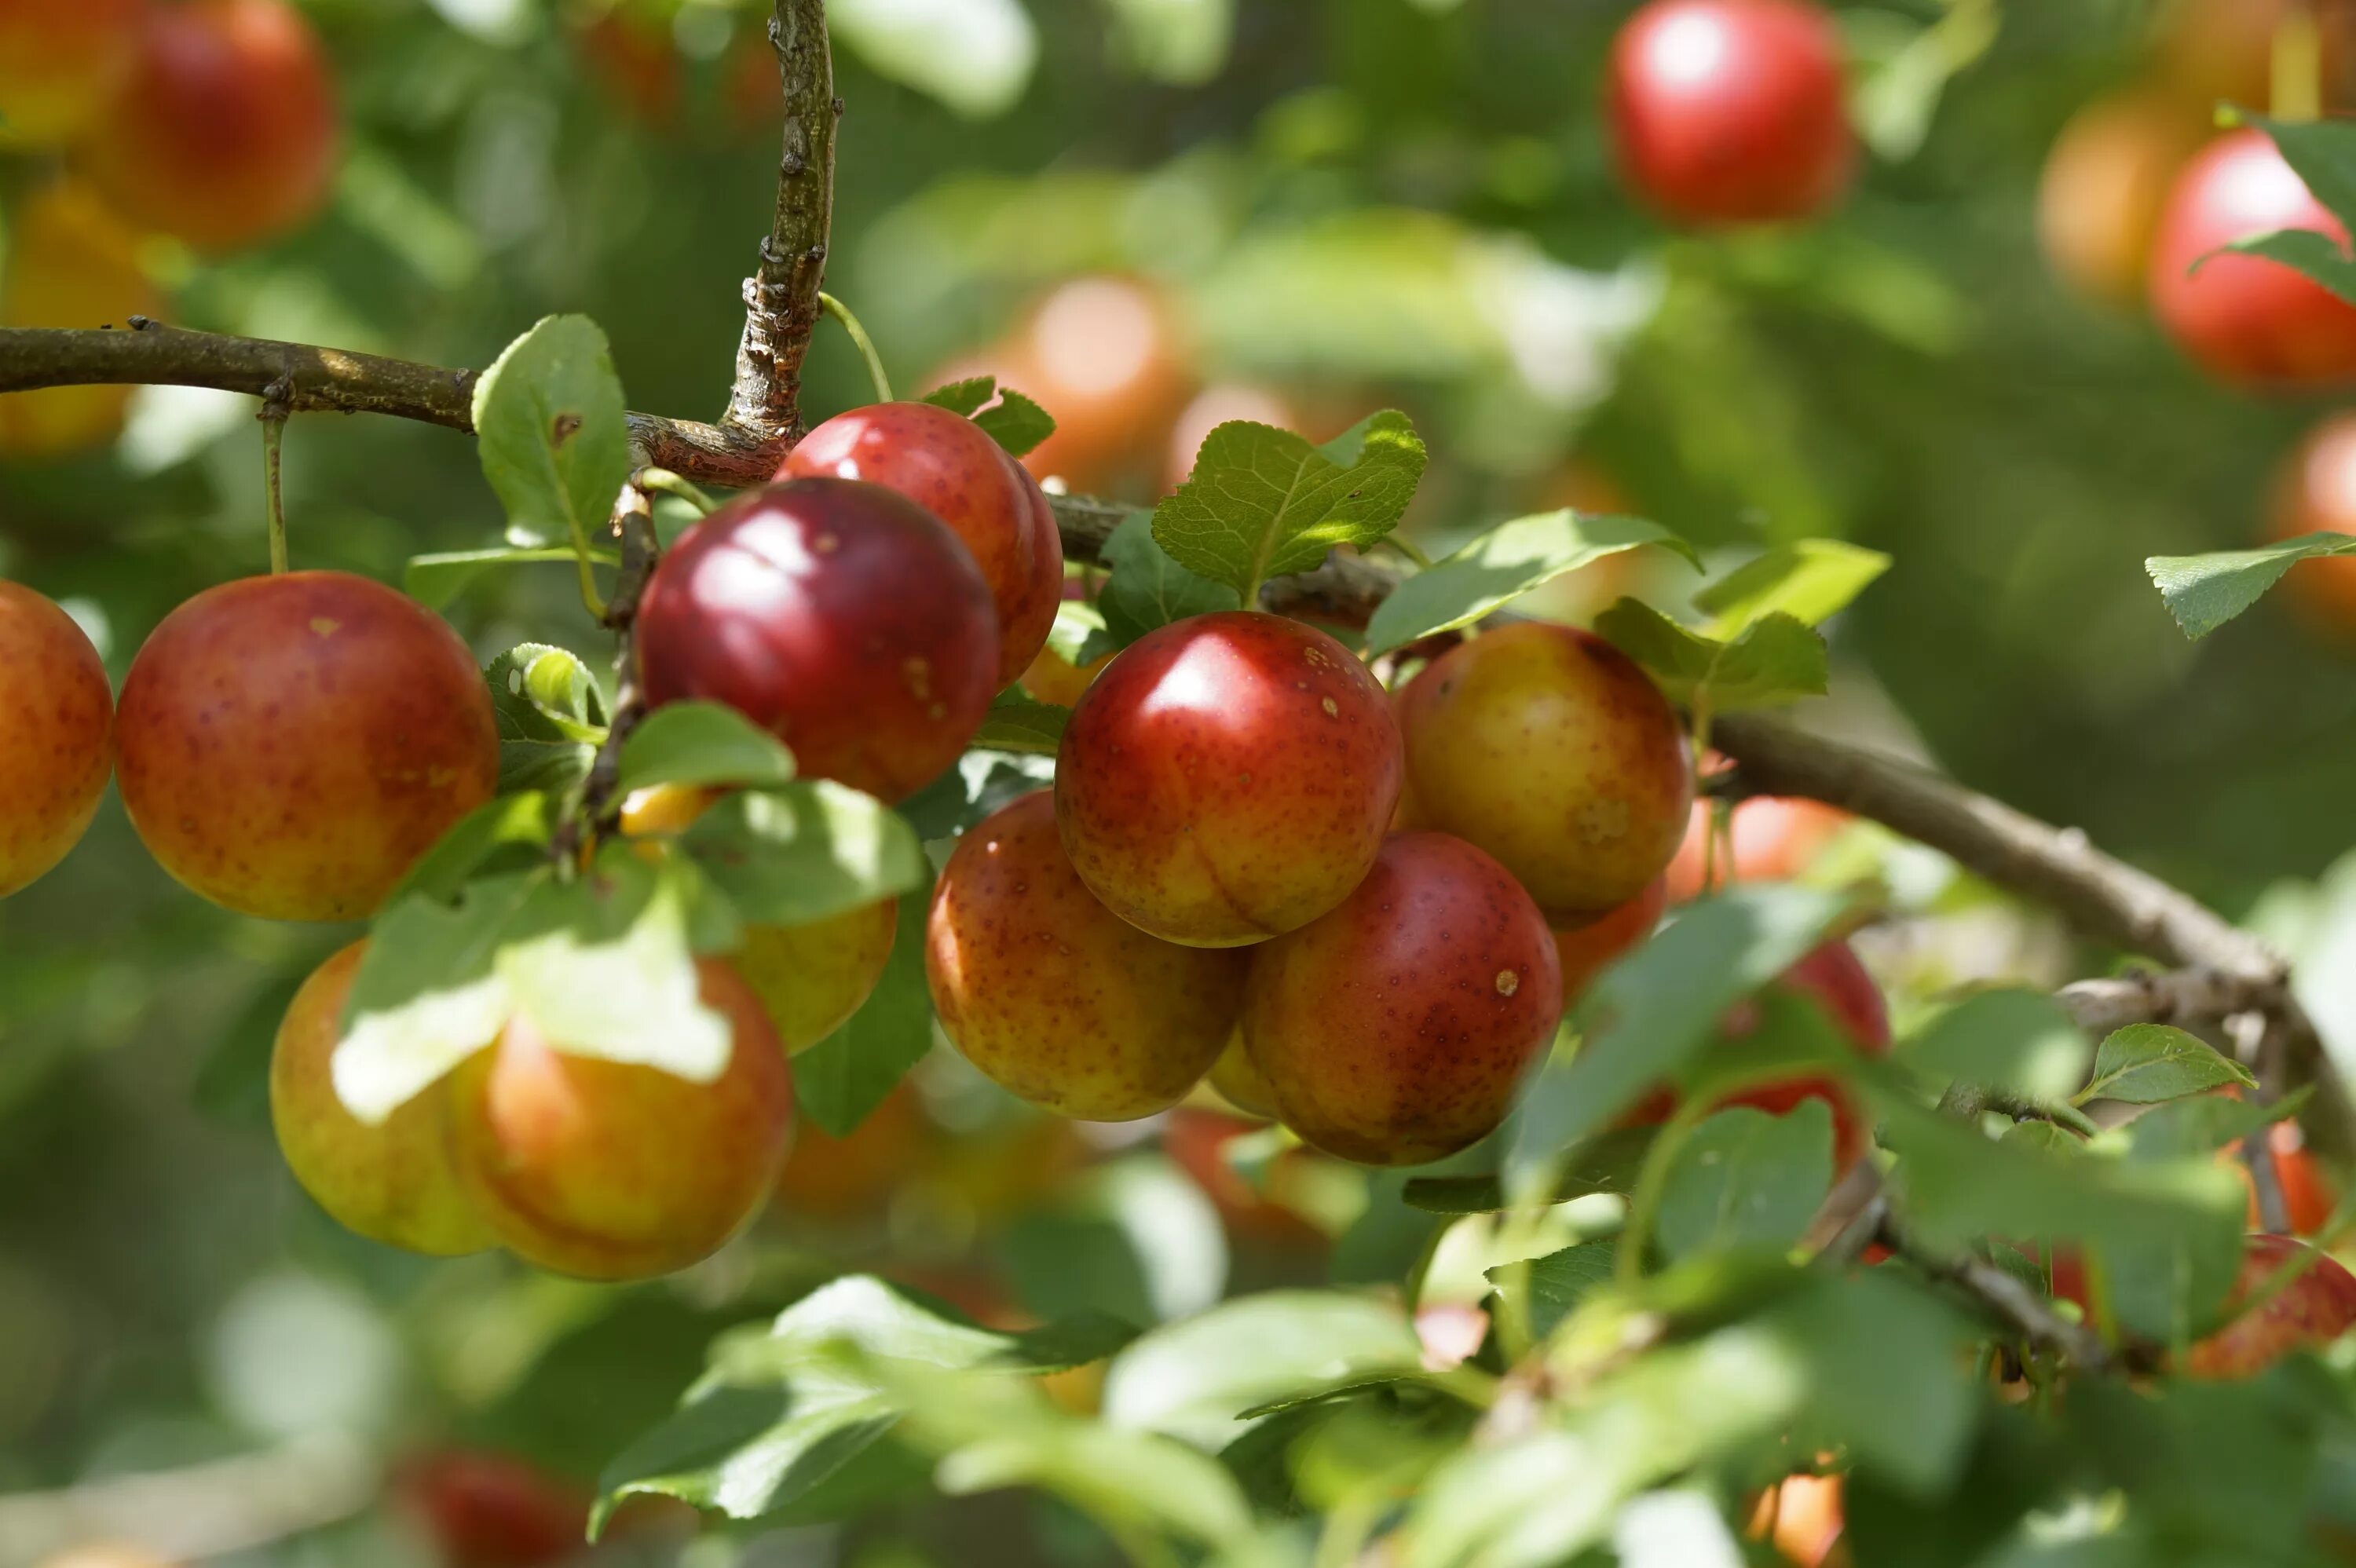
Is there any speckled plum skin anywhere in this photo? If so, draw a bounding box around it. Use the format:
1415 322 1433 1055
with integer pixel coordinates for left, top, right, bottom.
1242 832 1564 1167
781 402 1063 686
927 791 1246 1120
2182 1235 2356 1378
1055 611 1403 947
635 479 999 803
737 898 898 1054
445 959 793 1281
2151 130 2356 389
115 572 498 923
1399 623 1692 921
269 942 493 1257
0 582 113 897
1609 0 1853 227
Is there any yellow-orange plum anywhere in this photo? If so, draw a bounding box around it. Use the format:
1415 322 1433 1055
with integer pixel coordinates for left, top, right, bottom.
115 572 499 923
736 899 898 1054
0 0 142 146
1242 832 1564 1166
1055 611 1403 947
446 960 793 1281
0 581 115 897
1207 1030 1279 1120
1399 622 1692 919
927 790 1246 1120
269 942 493 1256
0 181 166 459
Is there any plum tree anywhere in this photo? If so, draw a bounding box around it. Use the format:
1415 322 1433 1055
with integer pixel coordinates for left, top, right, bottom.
781 401 1063 685
2267 412 2356 632
1622 938 1890 1169
2179 1234 2356 1378
75 0 338 253
2038 90 2205 307
269 942 493 1256
115 571 499 923
393 1449 591 1568
1055 611 1403 946
926 790 1246 1120
1552 874 1667 1005
635 478 1000 803
445 959 793 1281
1207 1030 1279 1120
1399 622 1692 920
1665 793 1851 901
0 181 166 459
0 581 114 898
2149 129 2356 389
1608 0 1853 227
1241 831 1564 1166
0 0 140 146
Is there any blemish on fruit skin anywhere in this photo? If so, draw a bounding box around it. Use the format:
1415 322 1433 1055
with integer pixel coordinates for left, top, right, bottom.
1495 970 1520 996
309 617 340 637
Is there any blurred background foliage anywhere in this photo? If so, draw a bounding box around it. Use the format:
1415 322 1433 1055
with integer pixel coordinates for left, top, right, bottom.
9 0 2356 1563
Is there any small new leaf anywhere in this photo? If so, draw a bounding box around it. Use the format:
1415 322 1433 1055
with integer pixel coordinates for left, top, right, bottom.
1362 510 1700 656
472 314 631 565
485 641 606 795
920 375 1058 457
1593 599 1828 713
1153 412 1427 600
614 701 797 795
2146 533 2356 639
2077 1024 2256 1106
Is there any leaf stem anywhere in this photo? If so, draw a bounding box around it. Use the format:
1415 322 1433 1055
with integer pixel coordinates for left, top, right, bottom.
2274 5 2324 123
262 413 288 574
635 467 719 515
819 291 894 404
1384 535 1432 570
566 509 609 623
1615 1094 1714 1282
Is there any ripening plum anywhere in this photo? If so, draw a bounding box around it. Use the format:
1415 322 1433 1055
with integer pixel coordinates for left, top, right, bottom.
927 791 1246 1120
0 582 114 898
1242 832 1564 1167
1552 875 1667 1005
1055 611 1403 947
446 959 792 1281
269 942 493 1256
781 401 1063 685
1608 0 1854 227
1622 938 1890 1169
635 479 999 803
393 1449 590 1568
0 0 141 146
115 572 498 923
1207 1030 1279 1120
736 900 898 1054
1399 622 1692 921
2268 411 2356 633
0 181 167 459
1664 793 1851 901
2149 129 2356 389
2038 90 2205 307
76 0 338 253
2179 1234 2356 1378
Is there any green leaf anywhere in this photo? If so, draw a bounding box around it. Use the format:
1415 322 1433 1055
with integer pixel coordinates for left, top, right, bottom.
485 641 607 795
333 872 547 1123
971 691 1069 754
1693 539 1892 636
2222 226 2356 302
1099 1291 1425 1449
493 846 741 1081
1151 411 1428 598
791 895 935 1137
1765 1270 1977 1497
615 701 798 795
1593 600 1828 714
2251 114 2356 261
679 784 926 927
390 791 558 905
1904 989 2092 1108
595 1275 1134 1532
471 314 631 565
898 752 1059 840
2120 1086 2310 1162
1361 510 1700 656
1402 1127 1659 1213
919 375 1058 457
2078 1024 2255 1106
1096 509 1242 647
2145 534 2356 640
404 545 619 610
1492 1241 1615 1340
1654 1102 1835 1263
1506 885 1849 1202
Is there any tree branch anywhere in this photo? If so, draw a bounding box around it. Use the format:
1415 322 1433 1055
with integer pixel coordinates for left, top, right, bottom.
1880 1216 2115 1373
2056 967 2289 1036
723 0 838 444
